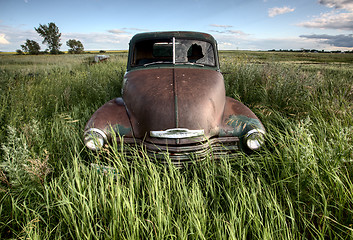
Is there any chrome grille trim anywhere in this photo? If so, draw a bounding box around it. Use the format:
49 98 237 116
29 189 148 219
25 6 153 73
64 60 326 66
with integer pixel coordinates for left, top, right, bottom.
150 128 205 139
116 137 239 167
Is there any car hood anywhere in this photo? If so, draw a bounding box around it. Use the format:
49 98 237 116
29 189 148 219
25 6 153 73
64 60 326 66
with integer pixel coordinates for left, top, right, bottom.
123 67 226 144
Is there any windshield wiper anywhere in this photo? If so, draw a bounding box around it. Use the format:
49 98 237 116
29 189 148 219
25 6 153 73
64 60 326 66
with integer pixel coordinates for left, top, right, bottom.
144 61 173 67
144 61 205 67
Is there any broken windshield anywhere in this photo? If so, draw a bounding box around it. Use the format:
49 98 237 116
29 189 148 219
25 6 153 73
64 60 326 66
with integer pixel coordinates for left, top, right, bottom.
175 39 215 66
132 38 216 67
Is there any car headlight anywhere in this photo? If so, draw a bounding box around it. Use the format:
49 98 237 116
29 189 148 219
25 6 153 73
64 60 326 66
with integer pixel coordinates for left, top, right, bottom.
244 129 265 150
84 128 107 151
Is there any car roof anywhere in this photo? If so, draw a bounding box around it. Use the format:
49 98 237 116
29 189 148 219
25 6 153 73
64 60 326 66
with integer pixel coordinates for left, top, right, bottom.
129 31 217 45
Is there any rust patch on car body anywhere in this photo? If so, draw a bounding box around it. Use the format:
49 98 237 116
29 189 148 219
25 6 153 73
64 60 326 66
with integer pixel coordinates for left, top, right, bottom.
84 31 265 164
84 98 133 141
123 67 225 144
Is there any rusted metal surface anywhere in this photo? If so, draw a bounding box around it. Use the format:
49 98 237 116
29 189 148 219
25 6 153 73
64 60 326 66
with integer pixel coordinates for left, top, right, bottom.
84 31 265 164
220 97 265 138
84 98 133 141
122 68 226 144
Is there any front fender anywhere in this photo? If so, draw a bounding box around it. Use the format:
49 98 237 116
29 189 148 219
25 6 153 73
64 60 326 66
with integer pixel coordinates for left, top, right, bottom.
84 97 133 142
220 97 265 138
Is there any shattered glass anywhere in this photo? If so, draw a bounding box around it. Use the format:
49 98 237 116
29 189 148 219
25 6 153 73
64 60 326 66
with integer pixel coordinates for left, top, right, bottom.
133 38 216 67
175 39 215 66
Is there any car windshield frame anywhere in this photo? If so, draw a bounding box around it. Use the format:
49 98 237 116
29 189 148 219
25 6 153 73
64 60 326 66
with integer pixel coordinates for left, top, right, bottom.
131 37 216 68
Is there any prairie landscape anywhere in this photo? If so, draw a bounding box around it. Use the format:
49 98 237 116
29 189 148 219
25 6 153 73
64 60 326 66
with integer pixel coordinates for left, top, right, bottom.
0 51 352 239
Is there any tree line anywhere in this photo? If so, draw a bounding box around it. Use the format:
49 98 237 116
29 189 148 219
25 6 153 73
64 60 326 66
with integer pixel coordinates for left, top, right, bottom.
17 22 84 55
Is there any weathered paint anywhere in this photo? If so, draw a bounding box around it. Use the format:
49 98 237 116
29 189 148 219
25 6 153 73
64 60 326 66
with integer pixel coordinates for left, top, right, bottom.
84 31 266 164
122 67 226 144
84 98 133 141
112 124 132 136
219 115 264 137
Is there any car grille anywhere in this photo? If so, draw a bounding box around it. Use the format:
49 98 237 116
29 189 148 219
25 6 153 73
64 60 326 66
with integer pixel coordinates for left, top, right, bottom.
119 137 240 167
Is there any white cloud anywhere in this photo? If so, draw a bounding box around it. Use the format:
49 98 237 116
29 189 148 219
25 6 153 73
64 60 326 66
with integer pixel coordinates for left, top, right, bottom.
108 28 149 34
220 42 233 46
298 0 353 31
122 28 149 32
227 30 248 36
107 29 128 34
0 25 44 51
62 32 132 50
268 6 295 17
209 24 233 28
0 24 134 51
209 24 248 37
0 34 10 44
210 29 249 37
296 1 353 48
298 11 353 30
213 32 352 51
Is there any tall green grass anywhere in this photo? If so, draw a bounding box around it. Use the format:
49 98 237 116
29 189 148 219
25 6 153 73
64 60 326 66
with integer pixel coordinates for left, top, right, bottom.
0 52 352 239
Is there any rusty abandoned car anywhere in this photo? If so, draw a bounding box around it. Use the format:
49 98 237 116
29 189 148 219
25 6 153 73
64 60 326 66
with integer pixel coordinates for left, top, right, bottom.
84 31 265 166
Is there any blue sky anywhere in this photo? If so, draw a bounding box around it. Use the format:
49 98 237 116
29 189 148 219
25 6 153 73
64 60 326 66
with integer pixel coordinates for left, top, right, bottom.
0 0 353 51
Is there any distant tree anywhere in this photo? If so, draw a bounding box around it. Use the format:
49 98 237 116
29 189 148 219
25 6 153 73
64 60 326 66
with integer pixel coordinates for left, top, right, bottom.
66 39 84 54
16 49 24 55
35 22 62 54
20 39 41 55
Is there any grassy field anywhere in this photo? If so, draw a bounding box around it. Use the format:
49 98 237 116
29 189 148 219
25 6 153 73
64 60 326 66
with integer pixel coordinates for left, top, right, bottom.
0 51 352 239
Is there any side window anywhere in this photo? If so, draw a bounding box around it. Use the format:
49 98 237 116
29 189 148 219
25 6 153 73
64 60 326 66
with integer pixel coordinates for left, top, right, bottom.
133 40 173 66
153 42 173 59
133 41 153 65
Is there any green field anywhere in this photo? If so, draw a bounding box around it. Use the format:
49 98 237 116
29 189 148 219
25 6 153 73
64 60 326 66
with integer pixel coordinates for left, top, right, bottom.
0 51 352 239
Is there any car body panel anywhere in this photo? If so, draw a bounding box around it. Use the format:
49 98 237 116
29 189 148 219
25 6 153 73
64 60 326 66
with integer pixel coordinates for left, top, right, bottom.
84 31 265 165
123 67 226 144
85 98 133 141
221 97 265 137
